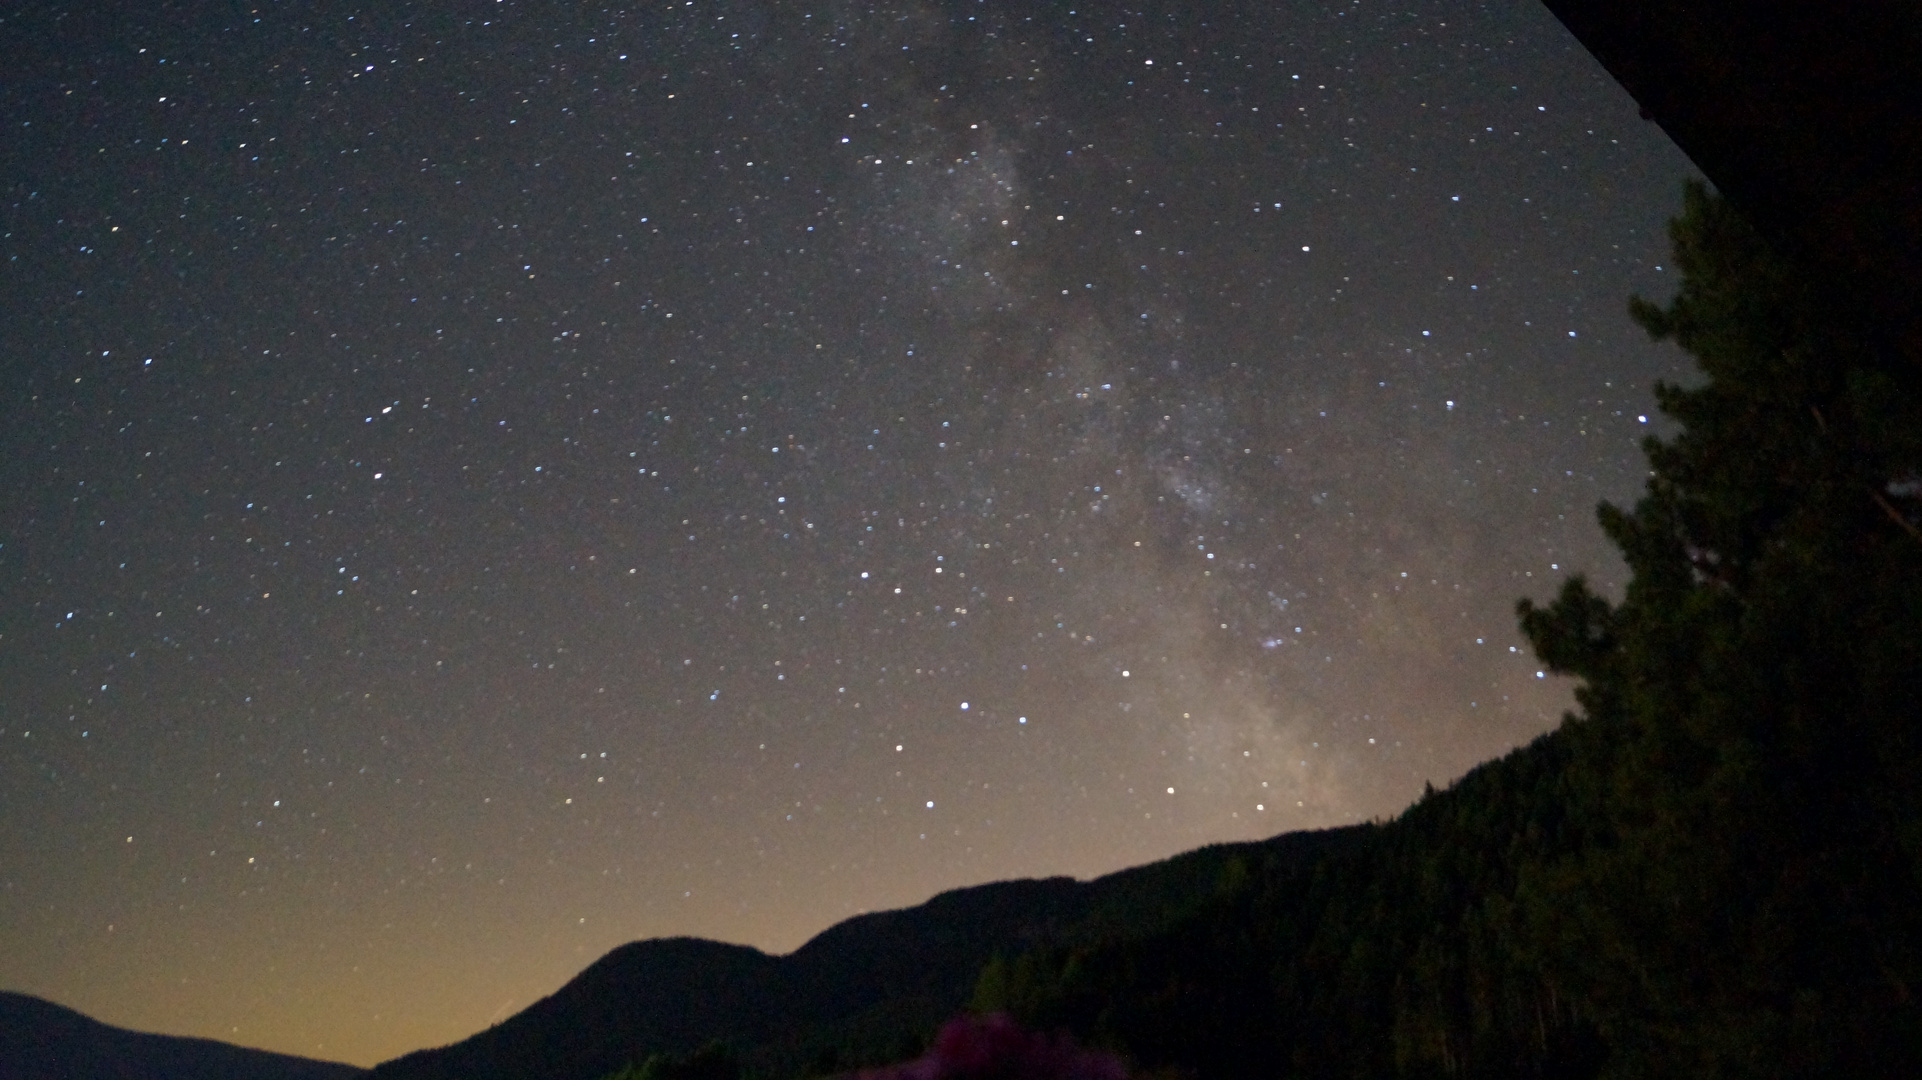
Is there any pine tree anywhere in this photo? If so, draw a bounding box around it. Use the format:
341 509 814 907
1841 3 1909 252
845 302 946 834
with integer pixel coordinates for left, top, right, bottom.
1518 181 1922 1075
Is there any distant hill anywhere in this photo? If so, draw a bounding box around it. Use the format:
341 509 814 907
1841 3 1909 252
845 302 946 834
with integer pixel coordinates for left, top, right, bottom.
0 991 365 1080
369 827 1364 1080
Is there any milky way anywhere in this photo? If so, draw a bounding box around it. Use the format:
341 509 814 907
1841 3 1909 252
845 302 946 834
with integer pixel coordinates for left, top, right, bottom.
0 0 1693 1065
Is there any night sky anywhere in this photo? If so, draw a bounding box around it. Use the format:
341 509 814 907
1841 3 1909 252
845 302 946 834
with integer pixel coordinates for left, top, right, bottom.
1 0 1694 1067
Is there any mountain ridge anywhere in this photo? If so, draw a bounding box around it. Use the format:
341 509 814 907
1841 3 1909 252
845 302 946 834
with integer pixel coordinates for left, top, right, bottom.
370 827 1368 1080
0 990 365 1080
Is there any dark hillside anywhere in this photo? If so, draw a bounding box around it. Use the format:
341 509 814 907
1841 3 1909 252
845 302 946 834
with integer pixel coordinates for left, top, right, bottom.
372 938 781 1080
370 830 1368 1080
979 731 1601 1079
368 879 1107 1080
749 877 1097 1075
0 991 365 1080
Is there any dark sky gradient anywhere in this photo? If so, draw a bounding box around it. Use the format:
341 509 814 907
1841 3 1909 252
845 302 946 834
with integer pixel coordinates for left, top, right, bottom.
1 0 1692 1067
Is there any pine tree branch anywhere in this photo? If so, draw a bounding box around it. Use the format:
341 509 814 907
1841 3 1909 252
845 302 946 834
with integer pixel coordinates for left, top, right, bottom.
1811 404 1920 543
1869 488 1922 543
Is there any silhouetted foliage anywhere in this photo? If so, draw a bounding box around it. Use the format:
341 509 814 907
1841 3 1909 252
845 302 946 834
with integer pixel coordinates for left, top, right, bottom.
1512 179 1922 1075
844 1014 1126 1080
601 1041 743 1080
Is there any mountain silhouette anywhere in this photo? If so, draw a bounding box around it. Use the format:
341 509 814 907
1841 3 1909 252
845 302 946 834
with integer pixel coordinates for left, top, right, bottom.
370 827 1363 1080
0 991 365 1080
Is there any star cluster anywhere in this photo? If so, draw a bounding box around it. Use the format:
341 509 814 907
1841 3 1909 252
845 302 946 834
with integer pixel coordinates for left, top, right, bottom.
0 0 1691 1067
